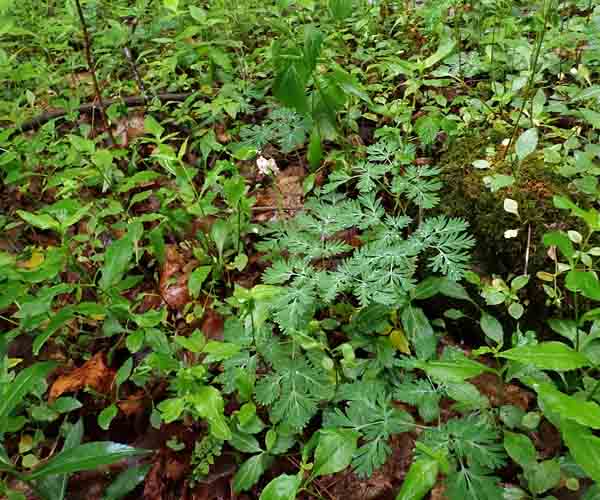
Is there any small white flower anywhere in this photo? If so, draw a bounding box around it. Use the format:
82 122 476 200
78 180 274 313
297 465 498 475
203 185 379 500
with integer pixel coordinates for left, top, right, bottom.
504 229 519 239
256 156 279 176
503 198 519 217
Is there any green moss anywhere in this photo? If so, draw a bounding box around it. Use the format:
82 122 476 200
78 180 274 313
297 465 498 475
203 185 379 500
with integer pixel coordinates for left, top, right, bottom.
438 133 571 277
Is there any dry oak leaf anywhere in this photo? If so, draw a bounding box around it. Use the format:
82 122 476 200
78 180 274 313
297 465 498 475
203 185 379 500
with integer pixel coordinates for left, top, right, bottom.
49 352 115 402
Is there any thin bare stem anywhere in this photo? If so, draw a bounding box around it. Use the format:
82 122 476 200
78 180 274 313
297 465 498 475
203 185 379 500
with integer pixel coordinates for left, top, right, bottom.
73 0 115 146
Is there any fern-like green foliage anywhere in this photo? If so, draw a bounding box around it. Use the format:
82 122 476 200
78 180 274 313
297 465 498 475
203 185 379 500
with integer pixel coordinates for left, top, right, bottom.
257 134 474 333
254 341 334 431
417 415 506 499
239 107 310 154
324 382 415 477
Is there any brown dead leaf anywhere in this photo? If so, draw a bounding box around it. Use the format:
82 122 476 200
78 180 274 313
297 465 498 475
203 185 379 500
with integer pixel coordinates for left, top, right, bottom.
113 112 146 147
159 246 194 310
118 390 146 417
430 482 448 500
144 455 166 500
201 309 224 341
49 352 115 402
254 166 306 222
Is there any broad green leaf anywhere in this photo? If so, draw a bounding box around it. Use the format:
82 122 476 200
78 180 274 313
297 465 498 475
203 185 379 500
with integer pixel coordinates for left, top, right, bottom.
163 0 179 13
189 386 231 440
581 109 600 130
0 361 56 431
395 458 439 500
273 62 308 114
329 0 352 20
524 459 561 495
36 419 84 500
16 211 58 231
423 37 456 68
565 270 600 301
415 358 492 382
401 306 436 360
532 382 600 429
497 342 589 371
313 428 359 477
33 306 76 355
483 174 515 192
303 26 323 73
188 265 212 299
98 404 118 431
229 430 262 454
99 234 135 291
503 431 536 469
515 128 538 162
233 453 271 493
330 68 372 104
0 443 15 472
259 473 302 500
542 231 575 261
414 277 473 302
547 319 578 343
480 313 504 345
144 115 164 138
573 86 600 102
562 419 600 482
103 464 151 500
29 442 148 479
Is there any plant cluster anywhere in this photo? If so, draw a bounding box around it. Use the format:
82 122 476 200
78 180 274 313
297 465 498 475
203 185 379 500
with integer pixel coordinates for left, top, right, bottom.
1 0 600 499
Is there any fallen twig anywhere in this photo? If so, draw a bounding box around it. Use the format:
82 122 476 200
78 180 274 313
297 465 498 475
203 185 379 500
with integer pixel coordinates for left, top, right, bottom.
3 92 195 138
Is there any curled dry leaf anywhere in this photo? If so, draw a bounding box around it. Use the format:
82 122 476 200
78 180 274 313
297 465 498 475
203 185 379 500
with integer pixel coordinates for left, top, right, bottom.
49 352 115 401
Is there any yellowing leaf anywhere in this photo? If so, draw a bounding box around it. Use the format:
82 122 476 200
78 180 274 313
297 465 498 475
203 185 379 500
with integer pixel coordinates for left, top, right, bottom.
18 250 44 269
390 329 411 354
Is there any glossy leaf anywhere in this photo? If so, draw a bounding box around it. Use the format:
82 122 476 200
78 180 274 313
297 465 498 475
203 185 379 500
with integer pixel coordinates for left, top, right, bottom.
395 458 439 500
233 453 271 493
103 464 151 500
480 313 503 345
313 428 358 477
562 419 600 482
532 382 600 429
259 473 301 500
0 361 56 432
29 442 148 479
497 342 589 371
